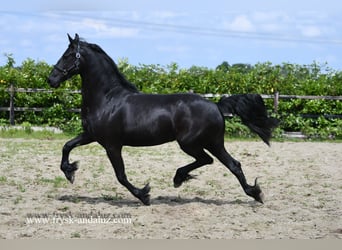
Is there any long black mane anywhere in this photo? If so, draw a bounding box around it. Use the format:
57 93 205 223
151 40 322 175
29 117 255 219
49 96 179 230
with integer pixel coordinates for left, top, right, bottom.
84 41 139 93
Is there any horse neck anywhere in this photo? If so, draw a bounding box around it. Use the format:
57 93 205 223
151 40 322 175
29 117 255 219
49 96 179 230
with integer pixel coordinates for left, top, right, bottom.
79 50 138 102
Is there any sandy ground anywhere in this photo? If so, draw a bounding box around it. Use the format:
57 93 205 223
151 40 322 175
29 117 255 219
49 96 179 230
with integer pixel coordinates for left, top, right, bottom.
0 138 341 239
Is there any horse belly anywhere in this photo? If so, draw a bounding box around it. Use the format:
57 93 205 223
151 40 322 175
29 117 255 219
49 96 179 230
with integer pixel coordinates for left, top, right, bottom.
122 112 176 146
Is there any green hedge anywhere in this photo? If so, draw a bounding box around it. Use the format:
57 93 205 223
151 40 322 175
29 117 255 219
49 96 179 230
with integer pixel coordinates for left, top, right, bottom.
0 54 341 138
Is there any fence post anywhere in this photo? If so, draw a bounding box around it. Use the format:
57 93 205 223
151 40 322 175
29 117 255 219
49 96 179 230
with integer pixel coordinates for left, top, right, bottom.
273 91 279 113
9 83 15 125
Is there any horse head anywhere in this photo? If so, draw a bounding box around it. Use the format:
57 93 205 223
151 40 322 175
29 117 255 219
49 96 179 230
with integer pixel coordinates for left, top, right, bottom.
47 33 81 88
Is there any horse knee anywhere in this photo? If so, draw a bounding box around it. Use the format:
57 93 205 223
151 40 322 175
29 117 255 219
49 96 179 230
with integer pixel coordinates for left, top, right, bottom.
62 142 73 154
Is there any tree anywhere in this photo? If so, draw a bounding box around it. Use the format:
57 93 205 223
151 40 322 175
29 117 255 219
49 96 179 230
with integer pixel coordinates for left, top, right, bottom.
216 61 230 72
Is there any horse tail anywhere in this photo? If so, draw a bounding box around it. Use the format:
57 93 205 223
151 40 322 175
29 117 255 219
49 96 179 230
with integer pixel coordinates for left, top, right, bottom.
216 94 279 145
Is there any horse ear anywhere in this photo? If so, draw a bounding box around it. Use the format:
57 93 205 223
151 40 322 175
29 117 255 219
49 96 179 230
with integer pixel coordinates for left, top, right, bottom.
74 33 79 43
67 33 73 44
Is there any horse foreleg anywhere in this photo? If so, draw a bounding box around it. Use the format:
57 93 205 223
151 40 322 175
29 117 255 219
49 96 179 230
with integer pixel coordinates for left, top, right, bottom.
106 146 151 205
61 132 94 183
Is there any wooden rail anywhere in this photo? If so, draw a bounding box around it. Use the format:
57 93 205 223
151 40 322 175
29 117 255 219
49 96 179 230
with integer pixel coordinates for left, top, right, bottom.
1 84 342 125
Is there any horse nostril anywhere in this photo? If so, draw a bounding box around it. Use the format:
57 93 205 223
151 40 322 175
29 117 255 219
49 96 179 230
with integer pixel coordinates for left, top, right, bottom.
47 77 55 86
47 77 59 88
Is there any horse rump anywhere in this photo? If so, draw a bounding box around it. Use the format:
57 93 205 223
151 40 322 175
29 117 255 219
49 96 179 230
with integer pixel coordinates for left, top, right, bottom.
217 94 279 145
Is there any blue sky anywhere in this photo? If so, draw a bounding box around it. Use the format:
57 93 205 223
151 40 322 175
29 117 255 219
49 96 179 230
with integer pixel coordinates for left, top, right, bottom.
1 0 342 70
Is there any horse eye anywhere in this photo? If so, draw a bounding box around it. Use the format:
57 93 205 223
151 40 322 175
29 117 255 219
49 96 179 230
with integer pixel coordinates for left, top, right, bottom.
62 51 73 58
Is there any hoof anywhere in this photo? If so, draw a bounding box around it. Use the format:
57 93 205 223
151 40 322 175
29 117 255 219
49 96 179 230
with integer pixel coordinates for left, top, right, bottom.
253 177 264 204
257 191 265 204
173 173 196 188
139 183 151 205
246 177 265 204
174 182 181 188
64 170 76 184
62 161 79 184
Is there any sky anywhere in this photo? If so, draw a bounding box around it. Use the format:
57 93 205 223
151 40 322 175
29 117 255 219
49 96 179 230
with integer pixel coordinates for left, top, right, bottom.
1 0 342 70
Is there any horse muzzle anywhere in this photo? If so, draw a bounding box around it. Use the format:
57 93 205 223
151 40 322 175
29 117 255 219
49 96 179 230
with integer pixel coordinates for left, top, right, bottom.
47 76 61 88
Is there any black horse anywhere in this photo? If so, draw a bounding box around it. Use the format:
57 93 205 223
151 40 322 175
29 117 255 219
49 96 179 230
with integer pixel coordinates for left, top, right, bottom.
47 34 278 205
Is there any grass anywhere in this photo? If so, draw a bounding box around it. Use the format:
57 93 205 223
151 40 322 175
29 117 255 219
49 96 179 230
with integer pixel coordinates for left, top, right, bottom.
0 126 69 140
17 183 26 193
37 176 68 188
92 164 106 179
70 232 81 238
57 206 70 212
0 176 28 193
1 126 341 142
13 195 23 205
0 176 7 184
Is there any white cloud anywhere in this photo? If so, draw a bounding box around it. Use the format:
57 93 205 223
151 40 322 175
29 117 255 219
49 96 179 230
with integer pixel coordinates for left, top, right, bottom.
260 23 280 33
252 11 275 22
251 11 290 33
225 15 254 32
68 18 140 38
222 11 334 43
298 25 321 37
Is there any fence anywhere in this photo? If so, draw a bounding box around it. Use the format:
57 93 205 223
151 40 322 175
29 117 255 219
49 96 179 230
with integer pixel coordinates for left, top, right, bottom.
1 84 342 125
0 86 81 125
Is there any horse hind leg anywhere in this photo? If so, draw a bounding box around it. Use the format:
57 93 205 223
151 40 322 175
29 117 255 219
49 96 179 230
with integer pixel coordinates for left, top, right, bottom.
173 146 214 188
208 145 264 203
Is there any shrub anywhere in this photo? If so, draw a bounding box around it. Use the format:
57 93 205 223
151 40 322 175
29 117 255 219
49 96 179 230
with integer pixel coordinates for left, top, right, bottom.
0 55 341 139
